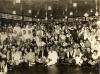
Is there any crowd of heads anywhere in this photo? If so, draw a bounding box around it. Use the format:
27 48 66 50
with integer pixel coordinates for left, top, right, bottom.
0 19 100 73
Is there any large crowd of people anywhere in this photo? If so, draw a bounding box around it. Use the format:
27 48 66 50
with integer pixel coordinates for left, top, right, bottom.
0 19 100 74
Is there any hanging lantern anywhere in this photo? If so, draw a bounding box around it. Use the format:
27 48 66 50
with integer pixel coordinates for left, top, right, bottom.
90 9 93 13
12 11 16 15
35 16 37 18
65 8 67 12
38 19 40 21
48 6 52 10
73 3 77 7
28 9 32 14
84 13 89 17
50 14 53 17
45 16 48 20
65 16 68 19
69 12 73 16
95 12 99 16
51 17 53 20
84 1 87 4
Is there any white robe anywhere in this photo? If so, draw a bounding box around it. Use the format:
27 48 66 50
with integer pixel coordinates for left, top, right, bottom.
47 51 58 66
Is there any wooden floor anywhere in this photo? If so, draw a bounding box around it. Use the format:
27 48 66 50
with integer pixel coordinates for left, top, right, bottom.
7 64 100 74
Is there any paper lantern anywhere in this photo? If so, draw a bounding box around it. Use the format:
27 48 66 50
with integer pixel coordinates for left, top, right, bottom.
48 6 52 10
69 12 73 16
90 9 93 13
35 16 37 18
12 11 16 15
65 16 68 19
73 3 77 7
84 13 89 17
28 9 32 14
45 17 48 20
95 12 99 16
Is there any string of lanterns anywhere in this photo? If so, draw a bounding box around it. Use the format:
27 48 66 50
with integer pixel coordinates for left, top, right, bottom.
12 0 99 20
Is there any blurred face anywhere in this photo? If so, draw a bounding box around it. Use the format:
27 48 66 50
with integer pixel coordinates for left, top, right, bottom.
29 48 32 52
12 46 16 52
21 47 24 51
28 30 31 34
60 48 63 51
95 36 98 40
16 47 20 51
24 48 28 53
13 30 17 34
61 31 64 35
87 48 91 53
80 40 83 43
93 51 97 56
23 30 26 34
49 47 53 52
1 60 6 65
3 47 7 53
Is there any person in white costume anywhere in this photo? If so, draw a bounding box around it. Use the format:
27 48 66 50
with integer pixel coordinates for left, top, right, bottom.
89 50 99 65
46 47 58 66
13 47 22 65
73 48 83 66
27 48 35 66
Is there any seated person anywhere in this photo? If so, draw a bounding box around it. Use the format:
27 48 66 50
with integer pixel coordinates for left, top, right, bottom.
73 48 83 66
12 47 22 65
89 50 99 68
0 58 7 74
58 47 65 63
67 47 76 65
81 48 92 68
27 48 35 66
46 47 58 66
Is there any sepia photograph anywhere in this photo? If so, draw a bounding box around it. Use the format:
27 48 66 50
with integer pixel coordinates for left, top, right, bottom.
0 0 100 74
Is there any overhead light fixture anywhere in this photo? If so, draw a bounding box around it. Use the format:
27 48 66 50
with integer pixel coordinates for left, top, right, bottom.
69 12 73 16
84 1 87 4
65 8 67 12
84 13 89 17
28 9 32 14
90 9 93 13
12 11 16 15
95 12 99 16
48 6 52 10
35 16 37 18
50 14 53 17
65 16 68 19
73 3 77 7
51 17 53 20
45 17 48 20
37 19 40 21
